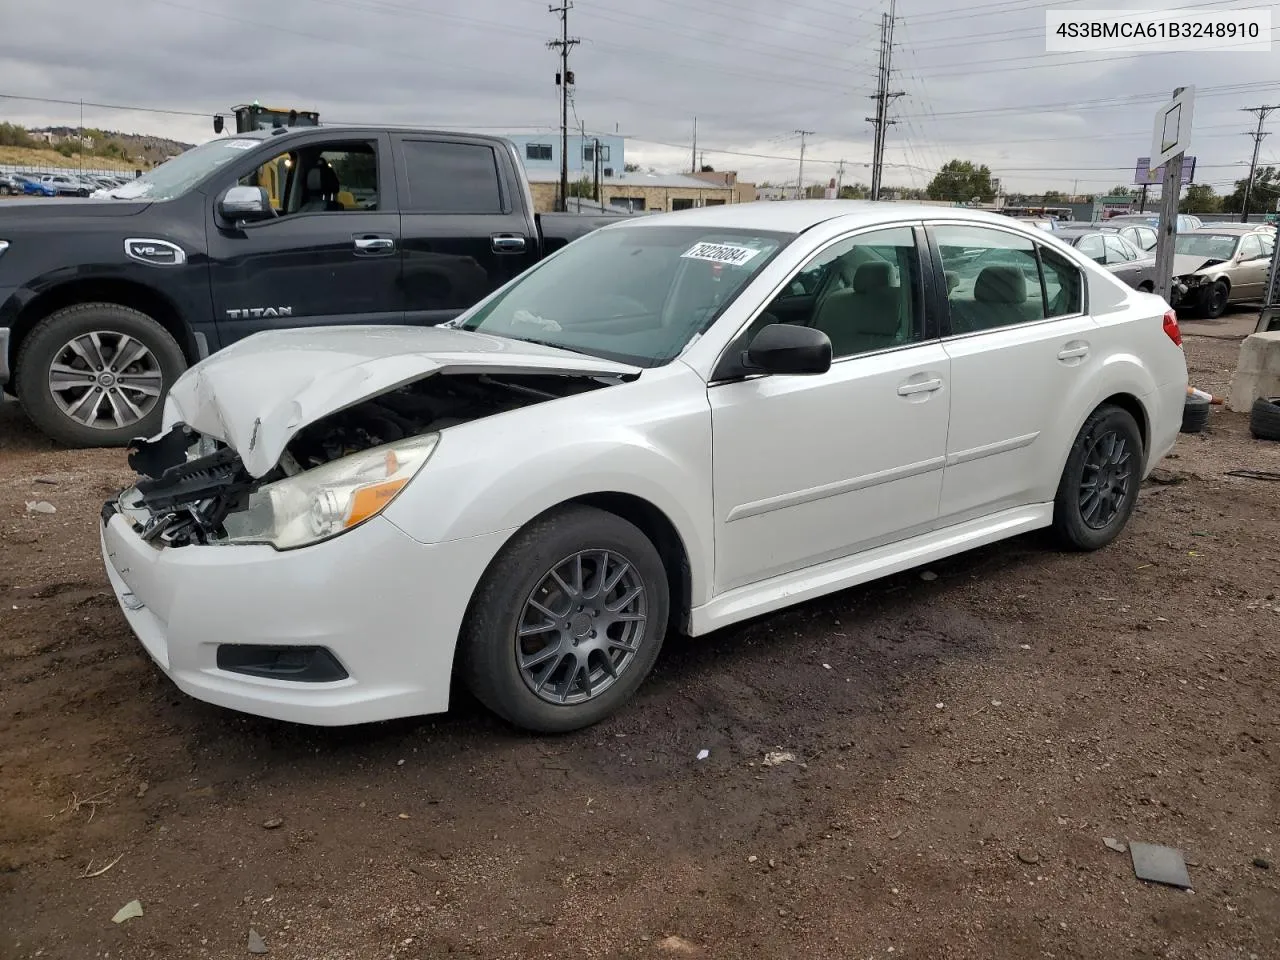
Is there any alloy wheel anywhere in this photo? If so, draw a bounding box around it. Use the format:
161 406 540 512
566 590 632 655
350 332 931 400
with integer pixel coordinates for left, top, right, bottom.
515 549 648 705
47 330 164 431
1078 430 1132 529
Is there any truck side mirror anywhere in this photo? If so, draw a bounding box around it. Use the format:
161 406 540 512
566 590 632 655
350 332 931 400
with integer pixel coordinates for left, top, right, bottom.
218 186 275 225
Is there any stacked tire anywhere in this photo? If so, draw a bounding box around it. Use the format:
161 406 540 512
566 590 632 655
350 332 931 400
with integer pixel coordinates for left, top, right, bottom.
1250 397 1280 441
1180 394 1210 434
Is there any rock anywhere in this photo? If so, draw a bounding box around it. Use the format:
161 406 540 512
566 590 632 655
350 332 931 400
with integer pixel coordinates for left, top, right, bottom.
1103 837 1127 853
762 751 796 767
1253 857 1271 870
261 817 283 830
136 782 149 799
695 749 709 760
657 935 699 954
920 570 938 581
747 855 758 863
247 928 268 954
1016 849 1040 865
34 476 59 485
25 501 56 515
111 900 143 924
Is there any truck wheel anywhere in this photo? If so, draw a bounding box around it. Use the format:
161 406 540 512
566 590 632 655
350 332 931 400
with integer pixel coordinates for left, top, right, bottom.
15 303 188 448
1051 404 1144 552
461 505 670 733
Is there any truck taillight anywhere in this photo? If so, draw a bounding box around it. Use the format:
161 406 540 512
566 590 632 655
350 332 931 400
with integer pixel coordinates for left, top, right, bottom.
1162 309 1182 347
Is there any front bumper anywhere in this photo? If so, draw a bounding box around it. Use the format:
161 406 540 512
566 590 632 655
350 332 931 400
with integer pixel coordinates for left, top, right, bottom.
100 504 512 726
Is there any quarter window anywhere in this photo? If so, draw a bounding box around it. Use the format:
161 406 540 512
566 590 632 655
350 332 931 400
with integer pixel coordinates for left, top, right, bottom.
1103 235 1134 264
1240 234 1263 261
934 225 1047 334
750 227 923 359
1075 234 1105 263
1039 246 1084 317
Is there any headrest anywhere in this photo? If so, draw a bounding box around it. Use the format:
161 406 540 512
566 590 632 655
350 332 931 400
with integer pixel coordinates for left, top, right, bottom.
974 265 1027 304
306 167 324 191
306 165 339 194
853 261 894 293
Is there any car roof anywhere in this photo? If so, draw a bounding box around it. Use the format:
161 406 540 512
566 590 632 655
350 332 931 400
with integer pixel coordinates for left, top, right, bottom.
1187 222 1271 233
611 200 1049 235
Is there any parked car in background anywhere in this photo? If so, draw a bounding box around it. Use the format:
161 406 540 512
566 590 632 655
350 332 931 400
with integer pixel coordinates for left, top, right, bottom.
1172 224 1276 317
22 177 59 197
0 126 635 446
1 174 27 196
1011 216 1057 232
100 202 1187 732
1052 225 1158 291
1104 212 1203 235
38 174 92 197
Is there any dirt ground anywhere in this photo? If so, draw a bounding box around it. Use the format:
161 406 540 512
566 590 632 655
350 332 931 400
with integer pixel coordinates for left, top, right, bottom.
2 321 1278 960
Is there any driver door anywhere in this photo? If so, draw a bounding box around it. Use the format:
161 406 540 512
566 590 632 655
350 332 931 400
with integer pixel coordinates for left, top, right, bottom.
206 133 403 345
710 225 951 593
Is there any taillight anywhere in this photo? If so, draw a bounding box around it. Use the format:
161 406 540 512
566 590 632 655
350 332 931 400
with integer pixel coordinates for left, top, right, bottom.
1162 309 1182 347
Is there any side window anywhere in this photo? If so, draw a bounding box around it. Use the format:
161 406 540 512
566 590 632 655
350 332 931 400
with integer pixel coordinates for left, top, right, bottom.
400 140 503 214
750 227 922 360
1103 235 1133 264
1262 233 1275 258
1240 234 1263 261
934 225 1046 334
1038 245 1084 317
237 141 377 215
1075 234 1105 263
1138 227 1158 250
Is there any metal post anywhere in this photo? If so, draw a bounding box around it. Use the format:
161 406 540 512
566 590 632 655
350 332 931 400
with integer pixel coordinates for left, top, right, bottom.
547 3 579 213
795 130 812 198
1138 184 1148 214
1153 153 1184 306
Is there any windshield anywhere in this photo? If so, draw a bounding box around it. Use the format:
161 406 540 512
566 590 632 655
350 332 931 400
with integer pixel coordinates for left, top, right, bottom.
456 225 792 367
107 137 265 201
1175 234 1239 260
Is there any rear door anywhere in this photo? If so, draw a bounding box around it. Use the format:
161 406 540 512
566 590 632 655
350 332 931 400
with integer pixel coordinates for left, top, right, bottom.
206 132 403 344
394 136 540 326
1234 233 1271 299
929 222 1095 526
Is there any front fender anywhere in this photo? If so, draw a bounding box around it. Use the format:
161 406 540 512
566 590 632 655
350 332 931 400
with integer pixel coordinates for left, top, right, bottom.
383 367 716 606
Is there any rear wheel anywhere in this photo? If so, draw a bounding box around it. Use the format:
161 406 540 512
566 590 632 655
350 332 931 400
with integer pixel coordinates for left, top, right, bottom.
461 505 670 733
1052 404 1144 551
15 303 188 447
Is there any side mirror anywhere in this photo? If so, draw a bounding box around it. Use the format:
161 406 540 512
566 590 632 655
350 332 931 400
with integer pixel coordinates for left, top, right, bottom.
218 185 274 225
744 323 832 375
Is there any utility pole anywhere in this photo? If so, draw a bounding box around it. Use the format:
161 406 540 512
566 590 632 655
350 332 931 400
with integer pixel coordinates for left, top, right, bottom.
593 137 601 202
548 3 579 213
836 158 846 198
691 117 697 173
866 0 904 201
1241 105 1278 223
795 129 813 199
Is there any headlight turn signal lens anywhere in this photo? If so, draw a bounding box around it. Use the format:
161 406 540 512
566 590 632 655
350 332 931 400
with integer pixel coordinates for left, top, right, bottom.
221 433 440 549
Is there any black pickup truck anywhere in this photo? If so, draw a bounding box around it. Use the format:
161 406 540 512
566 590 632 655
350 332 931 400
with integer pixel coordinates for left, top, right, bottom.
0 126 630 446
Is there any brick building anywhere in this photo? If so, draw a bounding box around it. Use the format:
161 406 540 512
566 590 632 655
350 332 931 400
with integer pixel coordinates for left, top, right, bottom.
526 171 738 214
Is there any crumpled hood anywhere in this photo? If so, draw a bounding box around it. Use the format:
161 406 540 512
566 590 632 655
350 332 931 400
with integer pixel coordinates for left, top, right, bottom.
1173 253 1224 277
162 325 642 478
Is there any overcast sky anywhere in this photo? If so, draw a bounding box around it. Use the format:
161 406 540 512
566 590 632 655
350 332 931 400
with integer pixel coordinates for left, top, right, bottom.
1 0 1277 195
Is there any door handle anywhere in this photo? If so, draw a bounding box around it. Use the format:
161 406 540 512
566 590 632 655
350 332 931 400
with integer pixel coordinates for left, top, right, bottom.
491 234 527 253
1057 344 1090 361
897 378 942 396
354 236 395 253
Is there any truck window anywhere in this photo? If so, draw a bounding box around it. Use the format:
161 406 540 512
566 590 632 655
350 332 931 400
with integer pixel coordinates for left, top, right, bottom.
399 140 503 214
238 141 378 215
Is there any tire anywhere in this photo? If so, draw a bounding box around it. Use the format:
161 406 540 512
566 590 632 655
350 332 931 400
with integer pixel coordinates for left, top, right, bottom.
15 303 188 448
1250 396 1280 441
1202 279 1230 319
460 505 671 734
1180 395 1210 434
1138 281 1154 293
1052 404 1145 551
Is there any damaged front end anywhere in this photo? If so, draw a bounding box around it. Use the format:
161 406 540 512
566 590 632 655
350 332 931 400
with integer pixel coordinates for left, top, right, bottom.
107 371 610 550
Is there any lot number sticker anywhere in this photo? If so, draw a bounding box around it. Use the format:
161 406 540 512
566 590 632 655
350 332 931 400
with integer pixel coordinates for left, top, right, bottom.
681 242 762 267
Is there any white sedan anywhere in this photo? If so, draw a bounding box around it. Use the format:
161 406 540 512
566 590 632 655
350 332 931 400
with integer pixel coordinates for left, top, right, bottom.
101 202 1188 732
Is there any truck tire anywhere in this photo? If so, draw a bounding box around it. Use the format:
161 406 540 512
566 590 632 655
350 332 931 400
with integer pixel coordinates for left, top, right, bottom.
15 303 188 448
1250 397 1280 441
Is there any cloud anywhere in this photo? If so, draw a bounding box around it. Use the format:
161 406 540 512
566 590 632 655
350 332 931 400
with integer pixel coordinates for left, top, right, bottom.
0 0 1274 194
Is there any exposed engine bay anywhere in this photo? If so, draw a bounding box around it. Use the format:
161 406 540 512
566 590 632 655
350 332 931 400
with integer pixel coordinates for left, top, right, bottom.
111 372 610 548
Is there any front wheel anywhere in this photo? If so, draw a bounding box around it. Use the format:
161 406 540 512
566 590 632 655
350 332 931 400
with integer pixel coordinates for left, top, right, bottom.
461 505 670 733
1052 404 1144 551
15 303 188 447
1202 280 1230 319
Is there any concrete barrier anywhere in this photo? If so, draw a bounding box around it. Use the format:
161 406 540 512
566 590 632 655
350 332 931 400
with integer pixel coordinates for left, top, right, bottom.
1227 331 1280 412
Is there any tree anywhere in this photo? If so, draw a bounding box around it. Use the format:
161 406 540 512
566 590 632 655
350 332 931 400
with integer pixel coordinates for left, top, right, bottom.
567 175 595 199
926 160 995 203
1108 185 1133 198
838 183 869 199
0 122 34 148
1222 166 1279 217
699 164 714 172
624 162 640 172
1041 190 1063 203
1180 184 1221 215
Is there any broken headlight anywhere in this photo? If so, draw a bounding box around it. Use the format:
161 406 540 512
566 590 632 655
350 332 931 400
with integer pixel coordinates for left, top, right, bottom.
221 433 440 549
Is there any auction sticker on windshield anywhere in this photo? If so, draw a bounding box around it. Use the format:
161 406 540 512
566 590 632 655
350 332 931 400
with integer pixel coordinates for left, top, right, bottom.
681 242 763 266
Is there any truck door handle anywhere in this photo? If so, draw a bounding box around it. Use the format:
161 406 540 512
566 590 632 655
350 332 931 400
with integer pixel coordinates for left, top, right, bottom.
354 236 395 254
897 378 942 396
492 234 527 253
